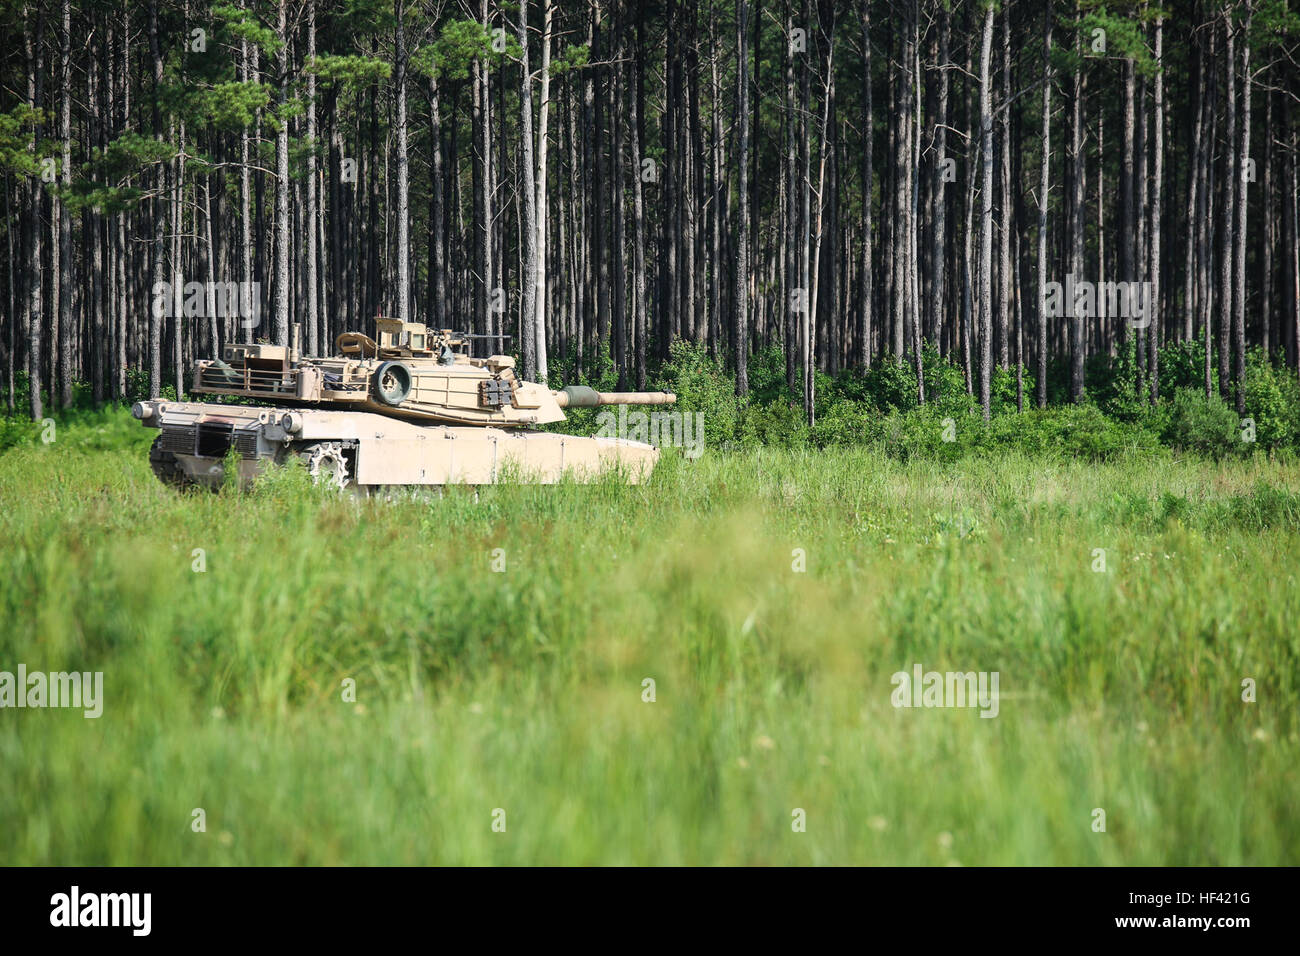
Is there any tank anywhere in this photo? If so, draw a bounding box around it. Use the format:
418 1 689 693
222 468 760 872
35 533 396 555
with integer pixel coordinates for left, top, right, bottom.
135 318 677 491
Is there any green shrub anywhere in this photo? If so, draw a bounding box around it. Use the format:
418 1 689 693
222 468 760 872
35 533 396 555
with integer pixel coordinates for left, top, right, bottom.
1158 336 1215 394
878 405 973 461
0 417 43 454
987 405 1162 461
805 399 875 448
1242 349 1300 450
990 365 1034 415
923 345 982 418
860 359 919 412
744 345 798 404
1162 388 1241 459
738 399 811 448
654 341 742 447
0 404 152 456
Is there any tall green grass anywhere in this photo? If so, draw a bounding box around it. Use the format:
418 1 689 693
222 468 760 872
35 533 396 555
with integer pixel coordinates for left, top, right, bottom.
0 408 1296 864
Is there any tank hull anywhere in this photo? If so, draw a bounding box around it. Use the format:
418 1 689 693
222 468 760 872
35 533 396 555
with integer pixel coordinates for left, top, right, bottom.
137 401 660 490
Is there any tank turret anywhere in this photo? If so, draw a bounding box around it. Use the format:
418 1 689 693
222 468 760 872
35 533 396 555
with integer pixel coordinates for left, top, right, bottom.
189 317 675 427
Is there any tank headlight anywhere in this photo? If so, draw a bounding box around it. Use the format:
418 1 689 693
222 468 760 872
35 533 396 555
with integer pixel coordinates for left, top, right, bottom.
281 412 302 434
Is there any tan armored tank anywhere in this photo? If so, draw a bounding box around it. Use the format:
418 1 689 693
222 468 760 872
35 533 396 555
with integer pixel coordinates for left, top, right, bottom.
135 318 677 491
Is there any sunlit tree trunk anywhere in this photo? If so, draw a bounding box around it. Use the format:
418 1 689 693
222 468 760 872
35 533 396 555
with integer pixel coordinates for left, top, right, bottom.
534 0 553 383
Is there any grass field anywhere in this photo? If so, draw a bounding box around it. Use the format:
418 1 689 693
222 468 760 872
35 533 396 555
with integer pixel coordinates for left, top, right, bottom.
1 407 1297 865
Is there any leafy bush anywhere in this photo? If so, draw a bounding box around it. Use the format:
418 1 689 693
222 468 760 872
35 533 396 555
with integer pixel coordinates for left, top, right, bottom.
990 365 1033 415
986 404 1163 461
1242 349 1300 450
548 342 619 394
740 399 812 448
0 404 151 456
654 341 742 448
1087 343 1146 421
859 358 919 412
878 405 970 462
1162 388 1241 459
805 399 875 448
744 345 798 405
923 346 982 417
125 367 177 403
0 416 43 454
1158 336 1214 394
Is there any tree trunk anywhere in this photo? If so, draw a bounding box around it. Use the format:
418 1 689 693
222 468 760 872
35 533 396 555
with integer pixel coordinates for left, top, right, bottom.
1201 27 1217 397
1219 12 1235 398
928 4 948 357
24 10 44 420
1183 40 1204 342
1233 3 1253 414
734 0 750 395
1149 17 1164 403
1122 58 1136 366
429 74 446 330
534 0 553 383
633 8 649 389
1068 10 1085 403
240 0 254 344
306 0 319 351
274 0 290 344
57 0 71 408
858 1 873 369
613 16 630 387
997 1 1011 371
1036 2 1052 409
978 4 995 419
149 0 164 398
909 6 922 401
393 0 410 324
518 0 537 380
475 0 493 341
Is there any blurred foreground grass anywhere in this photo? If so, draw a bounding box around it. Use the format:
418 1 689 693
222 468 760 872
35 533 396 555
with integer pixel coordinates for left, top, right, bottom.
0 408 1296 864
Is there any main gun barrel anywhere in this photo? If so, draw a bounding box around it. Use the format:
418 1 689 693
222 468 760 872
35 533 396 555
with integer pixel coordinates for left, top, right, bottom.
553 385 677 409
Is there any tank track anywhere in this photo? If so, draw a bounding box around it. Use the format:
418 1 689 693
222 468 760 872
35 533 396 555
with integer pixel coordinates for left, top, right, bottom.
148 435 188 487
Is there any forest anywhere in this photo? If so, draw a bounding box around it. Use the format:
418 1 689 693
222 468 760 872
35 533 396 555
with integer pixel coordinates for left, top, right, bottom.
1 0 1299 434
